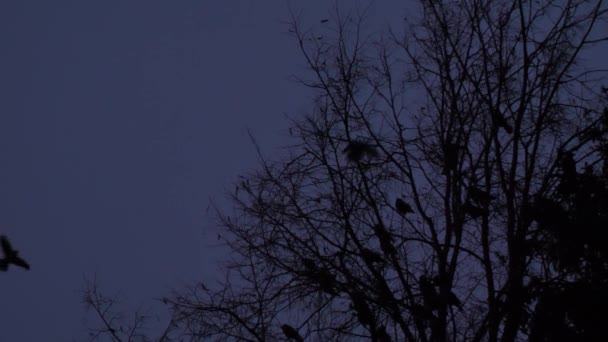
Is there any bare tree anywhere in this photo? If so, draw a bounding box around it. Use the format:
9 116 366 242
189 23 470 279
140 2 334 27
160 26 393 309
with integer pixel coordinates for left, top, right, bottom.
82 275 175 342
86 1 608 341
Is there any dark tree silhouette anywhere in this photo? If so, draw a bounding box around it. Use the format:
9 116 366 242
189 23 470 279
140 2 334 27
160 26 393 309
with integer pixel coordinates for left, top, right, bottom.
84 1 608 341
0 235 30 271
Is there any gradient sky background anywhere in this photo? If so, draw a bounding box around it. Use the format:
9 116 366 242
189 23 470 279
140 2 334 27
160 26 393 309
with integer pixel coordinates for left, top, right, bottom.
0 1 408 340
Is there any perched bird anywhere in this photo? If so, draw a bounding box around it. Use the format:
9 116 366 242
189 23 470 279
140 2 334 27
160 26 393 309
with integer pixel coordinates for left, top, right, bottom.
445 291 462 309
559 151 577 177
373 224 397 256
343 141 378 162
361 248 384 264
442 142 459 175
468 186 496 205
376 325 392 342
351 291 374 327
557 151 578 195
302 258 317 273
410 303 436 321
462 202 489 219
281 324 304 342
0 235 30 271
419 276 440 309
491 111 513 134
374 278 396 307
316 268 338 295
301 258 338 295
420 275 462 310
395 198 414 215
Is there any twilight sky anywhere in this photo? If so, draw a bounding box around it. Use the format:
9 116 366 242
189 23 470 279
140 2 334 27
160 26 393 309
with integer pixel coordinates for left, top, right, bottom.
0 1 405 340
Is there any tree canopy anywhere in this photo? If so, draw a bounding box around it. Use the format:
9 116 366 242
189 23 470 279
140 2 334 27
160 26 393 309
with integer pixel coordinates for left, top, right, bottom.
84 1 608 341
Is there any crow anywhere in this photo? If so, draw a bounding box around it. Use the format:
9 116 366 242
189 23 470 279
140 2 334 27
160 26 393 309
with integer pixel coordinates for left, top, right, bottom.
361 248 384 263
462 202 489 219
343 141 378 162
442 142 459 174
0 235 30 271
351 291 374 326
468 186 496 205
419 276 440 309
395 198 414 215
320 19 329 23
491 111 513 134
376 325 392 342
445 291 462 309
281 324 304 342
301 258 338 295
373 224 397 256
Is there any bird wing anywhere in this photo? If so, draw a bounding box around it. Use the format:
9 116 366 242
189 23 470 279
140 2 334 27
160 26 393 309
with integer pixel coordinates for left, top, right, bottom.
1 235 12 254
11 256 30 270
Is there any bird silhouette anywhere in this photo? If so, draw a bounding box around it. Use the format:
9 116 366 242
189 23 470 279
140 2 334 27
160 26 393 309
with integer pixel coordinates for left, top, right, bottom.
361 248 384 263
442 142 459 175
0 235 30 271
301 258 338 295
445 291 462 309
320 18 329 23
420 275 462 310
557 151 578 195
468 186 496 205
419 276 441 309
395 198 414 215
462 202 489 219
491 110 513 134
281 324 304 342
373 224 397 256
351 291 374 327
343 141 378 162
376 325 392 342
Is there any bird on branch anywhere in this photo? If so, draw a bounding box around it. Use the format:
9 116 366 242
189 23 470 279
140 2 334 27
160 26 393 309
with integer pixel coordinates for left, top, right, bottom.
376 325 392 342
491 110 513 134
343 140 378 162
373 224 397 256
301 258 338 295
281 324 304 342
351 291 375 327
361 248 385 264
462 201 489 219
395 198 414 215
0 235 30 271
468 186 496 205
442 142 459 175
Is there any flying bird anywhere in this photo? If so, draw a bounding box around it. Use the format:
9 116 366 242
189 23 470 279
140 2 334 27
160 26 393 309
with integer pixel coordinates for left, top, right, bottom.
0 235 30 271
281 324 304 342
320 18 329 23
395 198 414 215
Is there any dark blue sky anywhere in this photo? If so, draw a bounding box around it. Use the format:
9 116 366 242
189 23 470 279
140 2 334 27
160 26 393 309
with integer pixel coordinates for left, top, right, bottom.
0 1 405 340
